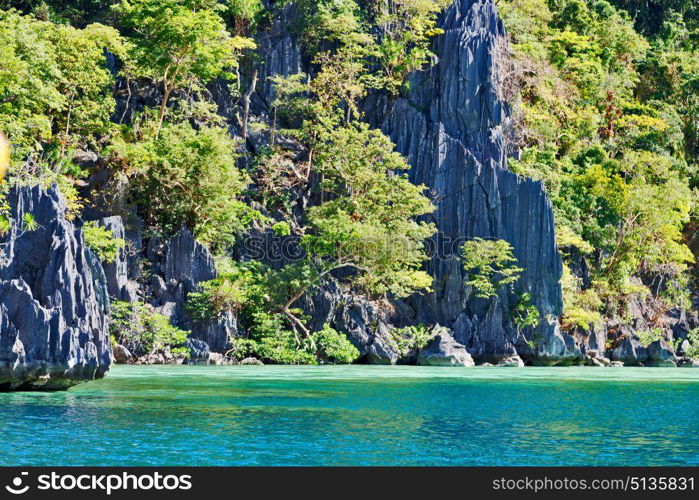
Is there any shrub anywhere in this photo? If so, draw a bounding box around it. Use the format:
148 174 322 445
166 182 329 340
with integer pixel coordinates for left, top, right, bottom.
389 324 438 357
186 261 265 322
82 221 126 263
311 325 360 364
227 317 359 365
511 292 541 330
636 328 665 346
461 238 523 299
109 120 256 250
682 329 699 359
110 301 189 357
560 264 603 331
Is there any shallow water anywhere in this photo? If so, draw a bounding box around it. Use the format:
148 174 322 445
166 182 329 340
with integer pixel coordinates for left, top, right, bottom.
0 365 697 466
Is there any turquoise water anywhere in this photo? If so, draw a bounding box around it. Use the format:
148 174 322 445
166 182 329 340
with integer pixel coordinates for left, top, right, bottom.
0 365 698 466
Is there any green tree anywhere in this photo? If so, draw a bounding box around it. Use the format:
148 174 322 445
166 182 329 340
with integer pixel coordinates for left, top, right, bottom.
461 238 523 299
114 0 255 135
0 11 124 160
110 301 189 357
369 0 452 93
0 11 125 217
225 0 265 35
498 0 696 322
248 41 436 348
259 121 436 340
109 119 255 249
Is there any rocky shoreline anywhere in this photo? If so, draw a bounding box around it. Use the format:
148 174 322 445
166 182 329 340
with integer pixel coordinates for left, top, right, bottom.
1 0 697 390
111 326 698 370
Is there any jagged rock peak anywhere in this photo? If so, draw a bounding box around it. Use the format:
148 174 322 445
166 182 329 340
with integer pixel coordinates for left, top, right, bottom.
377 0 572 364
0 185 112 390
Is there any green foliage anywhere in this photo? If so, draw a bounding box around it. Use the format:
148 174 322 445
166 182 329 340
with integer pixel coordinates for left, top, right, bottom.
636 327 665 346
293 0 450 95
4 0 696 365
234 317 359 365
109 301 189 357
684 329 699 359
271 221 291 237
187 260 361 364
248 313 319 364
114 0 255 131
303 122 436 298
0 215 10 235
186 261 264 321
311 325 360 364
511 293 541 330
389 324 438 358
368 0 451 94
110 119 255 249
606 0 699 38
226 0 265 35
0 10 124 218
82 221 126 263
0 1 118 26
0 11 124 160
498 0 696 320
461 238 523 299
560 264 603 331
259 50 437 352
21 213 38 232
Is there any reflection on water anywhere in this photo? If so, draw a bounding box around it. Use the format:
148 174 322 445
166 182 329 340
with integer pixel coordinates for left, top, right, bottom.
0 366 697 466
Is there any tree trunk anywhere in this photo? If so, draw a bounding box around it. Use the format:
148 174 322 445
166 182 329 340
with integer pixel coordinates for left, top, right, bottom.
242 70 258 141
156 85 172 139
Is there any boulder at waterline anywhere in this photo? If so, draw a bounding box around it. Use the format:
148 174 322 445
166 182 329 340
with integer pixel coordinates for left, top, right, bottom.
609 336 649 366
112 344 133 365
418 333 475 367
497 356 525 367
677 357 699 368
184 337 211 365
645 340 677 367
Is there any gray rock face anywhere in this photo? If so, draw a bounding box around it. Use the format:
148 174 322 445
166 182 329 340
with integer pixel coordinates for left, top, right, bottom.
646 340 677 367
184 337 210 365
0 186 111 390
303 281 400 364
96 216 139 303
371 0 570 363
256 3 303 108
335 300 397 364
190 311 239 353
609 336 649 366
164 228 217 289
148 228 237 353
418 332 475 367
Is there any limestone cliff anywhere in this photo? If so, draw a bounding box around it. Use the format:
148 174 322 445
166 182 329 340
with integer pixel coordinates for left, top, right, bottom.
0 0 580 372
0 186 111 390
375 0 578 363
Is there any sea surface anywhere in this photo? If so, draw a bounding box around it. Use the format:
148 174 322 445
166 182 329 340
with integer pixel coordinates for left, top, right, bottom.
1 365 698 466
